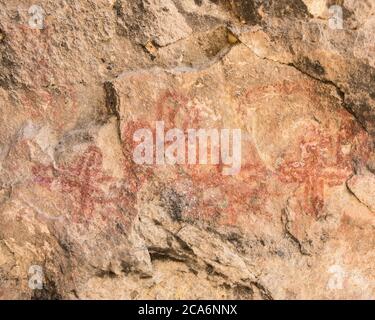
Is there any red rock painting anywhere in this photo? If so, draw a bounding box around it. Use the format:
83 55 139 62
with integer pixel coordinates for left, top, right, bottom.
277 114 370 216
9 24 78 128
32 146 135 226
122 89 272 225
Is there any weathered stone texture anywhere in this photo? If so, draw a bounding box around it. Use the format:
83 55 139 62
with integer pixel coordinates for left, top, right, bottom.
0 0 374 299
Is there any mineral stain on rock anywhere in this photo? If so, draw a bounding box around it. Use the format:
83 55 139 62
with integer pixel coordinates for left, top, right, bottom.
0 0 374 300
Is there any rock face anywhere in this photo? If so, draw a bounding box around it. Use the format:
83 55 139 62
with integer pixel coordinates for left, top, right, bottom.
0 0 374 300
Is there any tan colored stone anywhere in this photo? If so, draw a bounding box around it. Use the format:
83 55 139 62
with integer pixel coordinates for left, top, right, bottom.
0 0 374 300
347 170 375 212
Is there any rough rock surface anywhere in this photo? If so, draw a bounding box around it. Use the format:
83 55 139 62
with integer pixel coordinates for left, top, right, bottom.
0 0 374 299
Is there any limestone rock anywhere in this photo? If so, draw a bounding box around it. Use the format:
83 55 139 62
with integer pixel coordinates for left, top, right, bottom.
0 0 374 300
115 0 193 47
347 169 375 213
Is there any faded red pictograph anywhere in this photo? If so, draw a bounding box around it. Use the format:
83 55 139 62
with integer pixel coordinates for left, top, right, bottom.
122 89 272 225
32 146 136 226
121 119 156 194
238 80 371 216
19 84 78 123
7 24 78 128
237 79 323 116
277 112 370 216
